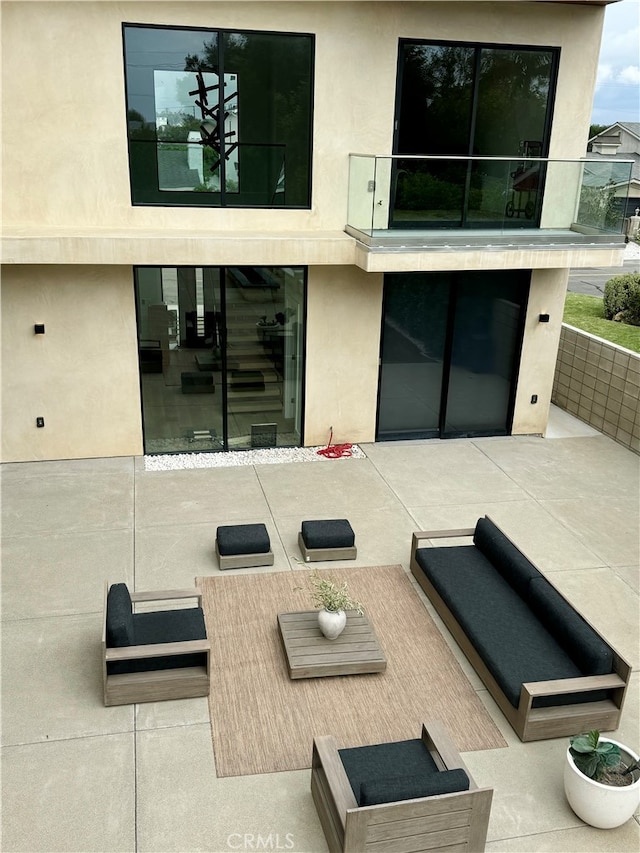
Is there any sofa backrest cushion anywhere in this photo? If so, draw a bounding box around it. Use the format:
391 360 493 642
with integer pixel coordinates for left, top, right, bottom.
473 516 541 597
359 769 470 806
106 583 134 648
527 577 613 675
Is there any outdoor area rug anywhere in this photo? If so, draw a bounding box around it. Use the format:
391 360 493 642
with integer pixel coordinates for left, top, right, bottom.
198 565 507 777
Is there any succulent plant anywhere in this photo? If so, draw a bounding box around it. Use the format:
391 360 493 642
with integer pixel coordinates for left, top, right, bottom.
569 731 622 782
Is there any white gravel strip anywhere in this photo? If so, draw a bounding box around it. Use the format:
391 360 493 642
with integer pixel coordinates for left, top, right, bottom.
144 444 366 470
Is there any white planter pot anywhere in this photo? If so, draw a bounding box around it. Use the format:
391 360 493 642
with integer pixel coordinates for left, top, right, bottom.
564 738 640 829
317 608 347 640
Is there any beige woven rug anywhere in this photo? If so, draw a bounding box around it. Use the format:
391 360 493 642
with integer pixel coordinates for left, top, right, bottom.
198 565 506 777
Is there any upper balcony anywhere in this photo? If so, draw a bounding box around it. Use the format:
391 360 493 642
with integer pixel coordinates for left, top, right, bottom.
346 154 633 271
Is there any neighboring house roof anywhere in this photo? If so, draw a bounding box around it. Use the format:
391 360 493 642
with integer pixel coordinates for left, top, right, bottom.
586 122 640 191
619 122 640 140
588 122 640 148
157 148 202 190
585 150 640 182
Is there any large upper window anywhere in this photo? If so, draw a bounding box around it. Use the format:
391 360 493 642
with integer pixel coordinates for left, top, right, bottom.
393 40 559 228
396 41 557 158
123 24 314 207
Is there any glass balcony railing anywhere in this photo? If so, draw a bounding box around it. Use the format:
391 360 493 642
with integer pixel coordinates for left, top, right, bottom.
347 154 633 238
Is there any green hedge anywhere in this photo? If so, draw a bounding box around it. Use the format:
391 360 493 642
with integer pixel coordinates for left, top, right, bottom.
603 273 640 325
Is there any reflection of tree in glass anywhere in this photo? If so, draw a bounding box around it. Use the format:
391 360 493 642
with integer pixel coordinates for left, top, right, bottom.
399 45 475 155
578 183 622 231
474 49 552 156
183 32 312 205
398 44 553 158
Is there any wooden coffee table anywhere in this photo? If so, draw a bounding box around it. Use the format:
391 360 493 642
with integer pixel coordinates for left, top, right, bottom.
277 610 387 679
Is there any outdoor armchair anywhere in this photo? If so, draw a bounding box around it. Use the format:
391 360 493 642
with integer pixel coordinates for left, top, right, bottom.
311 720 492 852
102 582 210 706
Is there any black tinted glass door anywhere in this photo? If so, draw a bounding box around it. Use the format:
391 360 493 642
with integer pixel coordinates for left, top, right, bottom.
377 274 449 439
442 272 528 436
378 271 528 440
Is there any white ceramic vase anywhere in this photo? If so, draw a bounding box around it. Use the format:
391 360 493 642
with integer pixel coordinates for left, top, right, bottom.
317 608 347 640
564 738 640 829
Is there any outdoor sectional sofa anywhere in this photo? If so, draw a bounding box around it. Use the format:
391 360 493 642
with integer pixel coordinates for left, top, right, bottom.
410 516 631 742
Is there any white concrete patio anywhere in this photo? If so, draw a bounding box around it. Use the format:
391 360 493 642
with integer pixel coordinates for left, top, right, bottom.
1 407 638 852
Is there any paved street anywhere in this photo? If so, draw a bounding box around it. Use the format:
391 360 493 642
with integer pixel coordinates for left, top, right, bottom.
568 252 640 296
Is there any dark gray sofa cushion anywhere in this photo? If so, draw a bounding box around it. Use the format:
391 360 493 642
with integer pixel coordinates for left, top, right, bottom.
359 769 470 806
473 516 542 596
217 523 270 556
106 607 207 676
339 738 437 806
527 577 613 675
301 519 355 549
414 546 587 708
106 583 134 647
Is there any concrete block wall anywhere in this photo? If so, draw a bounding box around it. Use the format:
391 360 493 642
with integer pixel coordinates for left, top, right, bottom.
552 324 640 454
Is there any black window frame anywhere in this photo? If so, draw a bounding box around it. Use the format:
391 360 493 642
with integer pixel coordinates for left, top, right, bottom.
122 22 315 210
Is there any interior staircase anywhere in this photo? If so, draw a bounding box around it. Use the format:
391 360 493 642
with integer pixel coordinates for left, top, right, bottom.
225 301 284 414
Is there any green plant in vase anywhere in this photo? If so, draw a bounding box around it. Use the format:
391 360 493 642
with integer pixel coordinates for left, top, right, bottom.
308 571 363 640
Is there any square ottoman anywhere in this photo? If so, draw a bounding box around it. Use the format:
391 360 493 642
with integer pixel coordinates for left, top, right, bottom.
215 523 274 570
298 519 357 562
181 372 215 394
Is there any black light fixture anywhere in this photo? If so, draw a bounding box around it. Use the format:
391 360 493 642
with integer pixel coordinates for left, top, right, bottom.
34 323 45 334
539 314 550 323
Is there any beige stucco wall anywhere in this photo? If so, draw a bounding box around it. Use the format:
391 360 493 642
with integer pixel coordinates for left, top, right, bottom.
1 266 143 462
512 268 568 434
304 266 383 445
0 2 612 460
2 0 605 254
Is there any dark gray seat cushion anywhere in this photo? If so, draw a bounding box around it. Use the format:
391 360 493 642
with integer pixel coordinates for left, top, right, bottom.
106 607 207 676
413 546 597 708
133 608 206 646
339 738 438 807
301 519 355 549
217 523 271 556
106 583 134 647
359 769 470 806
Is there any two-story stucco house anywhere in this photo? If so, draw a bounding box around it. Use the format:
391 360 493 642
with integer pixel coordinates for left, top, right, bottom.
1 0 631 462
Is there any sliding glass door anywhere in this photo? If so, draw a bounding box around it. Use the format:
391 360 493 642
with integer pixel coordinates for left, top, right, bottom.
392 39 557 228
135 266 305 453
377 274 449 438
377 270 528 439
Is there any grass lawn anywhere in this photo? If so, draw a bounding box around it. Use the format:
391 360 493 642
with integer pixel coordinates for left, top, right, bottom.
563 293 640 354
